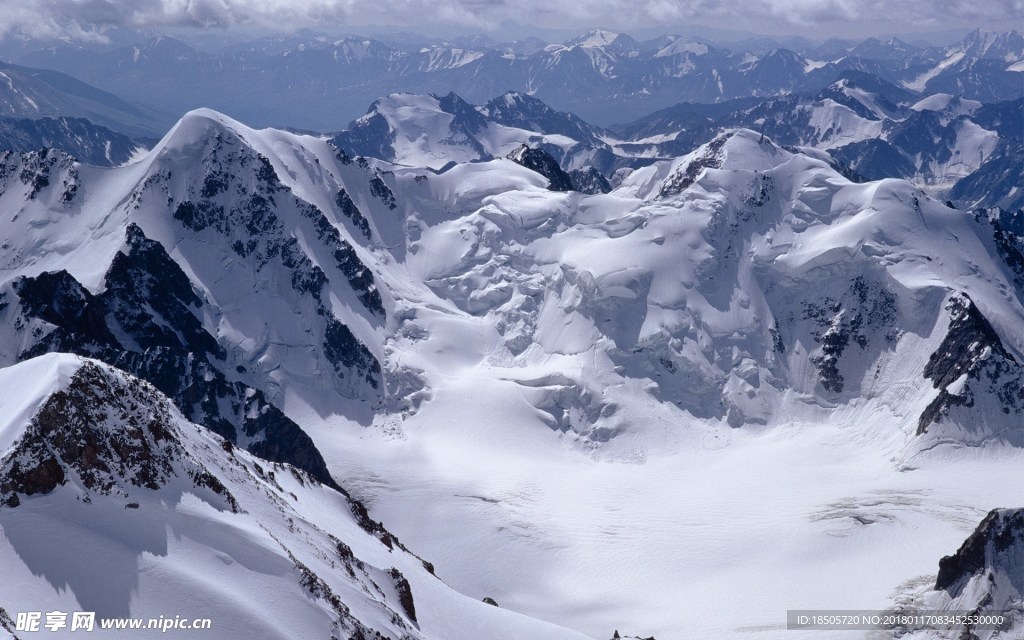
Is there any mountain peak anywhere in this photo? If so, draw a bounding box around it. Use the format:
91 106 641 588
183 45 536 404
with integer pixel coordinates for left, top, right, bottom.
138 35 200 59
567 29 622 48
654 37 710 58
507 144 574 191
0 356 234 508
958 28 1024 59
153 108 251 156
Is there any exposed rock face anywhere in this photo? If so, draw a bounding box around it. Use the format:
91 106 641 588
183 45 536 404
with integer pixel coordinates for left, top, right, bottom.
936 508 1024 593
981 208 1024 294
0 361 237 509
335 187 373 240
331 110 397 162
569 167 612 194
891 508 1024 640
0 147 79 202
388 567 417 624
0 116 141 167
369 171 398 209
804 275 898 395
917 294 1024 441
12 225 339 487
657 133 727 198
507 144 575 192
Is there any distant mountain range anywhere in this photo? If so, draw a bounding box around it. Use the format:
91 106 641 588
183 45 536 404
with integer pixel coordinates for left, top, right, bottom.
0 64 1017 209
6 28 1022 129
328 82 1022 211
0 60 165 137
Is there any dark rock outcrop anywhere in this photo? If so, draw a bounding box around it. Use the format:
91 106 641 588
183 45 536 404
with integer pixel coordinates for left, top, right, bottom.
12 226 340 488
508 144 575 192
0 361 238 510
387 567 417 624
936 508 1024 592
918 294 1024 437
569 167 612 194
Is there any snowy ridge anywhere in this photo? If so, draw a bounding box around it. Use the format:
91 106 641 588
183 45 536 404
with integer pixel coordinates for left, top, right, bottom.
0 109 399 486
332 92 616 173
625 77 1018 206
0 354 591 640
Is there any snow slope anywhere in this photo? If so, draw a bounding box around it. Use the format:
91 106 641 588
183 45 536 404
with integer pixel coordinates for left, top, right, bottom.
302 128 1024 638
0 354 592 640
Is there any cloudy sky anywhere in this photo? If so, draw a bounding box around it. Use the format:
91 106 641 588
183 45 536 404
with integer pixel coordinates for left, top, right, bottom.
2 0 1021 43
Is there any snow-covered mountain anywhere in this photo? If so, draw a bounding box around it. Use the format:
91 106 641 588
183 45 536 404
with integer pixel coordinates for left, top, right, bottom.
0 110 394 485
0 354 589 640
0 116 143 166
0 60 166 137
0 108 1022 639
10 29 1021 130
617 75 1023 209
331 91 621 175
901 29 1024 102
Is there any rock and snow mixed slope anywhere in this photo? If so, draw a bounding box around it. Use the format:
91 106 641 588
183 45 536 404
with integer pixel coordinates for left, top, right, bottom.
0 107 1021 639
0 116 142 167
327 84 1022 212
885 508 1024 640
0 354 589 639
331 91 619 176
0 109 396 484
377 128 1024 449
620 76 1022 208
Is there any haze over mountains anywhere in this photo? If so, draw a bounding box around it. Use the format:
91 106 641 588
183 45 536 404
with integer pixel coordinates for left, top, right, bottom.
2 27 1021 130
0 23 1021 640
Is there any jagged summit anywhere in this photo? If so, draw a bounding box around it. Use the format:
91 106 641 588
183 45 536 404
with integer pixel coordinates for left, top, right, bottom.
0 355 233 508
332 90 618 173
507 144 574 192
566 29 624 48
621 128 795 200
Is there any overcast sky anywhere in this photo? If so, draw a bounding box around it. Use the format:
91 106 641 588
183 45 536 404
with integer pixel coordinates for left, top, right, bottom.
2 0 1021 43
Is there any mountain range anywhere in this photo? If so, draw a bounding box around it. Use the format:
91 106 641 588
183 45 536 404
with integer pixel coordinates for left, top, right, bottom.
5 28 1022 130
0 23 1021 640
0 104 1020 638
330 82 1022 210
